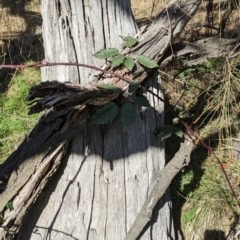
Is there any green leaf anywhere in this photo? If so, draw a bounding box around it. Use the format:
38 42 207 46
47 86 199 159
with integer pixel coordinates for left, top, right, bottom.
91 102 119 125
123 57 135 71
153 125 173 139
97 84 122 93
153 125 183 140
173 117 179 124
93 48 119 59
136 55 158 68
120 102 136 127
111 55 125 68
161 125 174 140
128 81 140 93
6 201 14 211
173 127 183 138
125 36 138 47
132 94 150 107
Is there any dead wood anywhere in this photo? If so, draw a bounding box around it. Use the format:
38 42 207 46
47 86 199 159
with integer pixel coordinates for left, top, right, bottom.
226 217 240 240
176 37 236 66
26 80 119 114
162 37 237 66
0 106 88 238
24 0 201 115
0 0 201 238
124 134 195 240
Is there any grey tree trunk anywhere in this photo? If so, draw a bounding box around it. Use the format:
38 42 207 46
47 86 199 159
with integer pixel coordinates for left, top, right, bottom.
17 0 173 239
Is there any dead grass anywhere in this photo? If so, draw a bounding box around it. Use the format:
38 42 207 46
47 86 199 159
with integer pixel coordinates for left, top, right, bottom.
132 0 240 41
1 1 240 240
1 0 239 40
131 0 168 19
0 0 41 35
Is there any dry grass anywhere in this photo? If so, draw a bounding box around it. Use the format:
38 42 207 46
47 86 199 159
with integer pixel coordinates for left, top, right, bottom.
132 0 240 41
1 1 240 240
1 0 239 40
131 0 168 19
0 0 41 36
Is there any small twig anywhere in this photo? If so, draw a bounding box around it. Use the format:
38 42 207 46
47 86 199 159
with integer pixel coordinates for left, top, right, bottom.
180 119 240 208
0 61 132 83
0 61 164 103
1 59 239 210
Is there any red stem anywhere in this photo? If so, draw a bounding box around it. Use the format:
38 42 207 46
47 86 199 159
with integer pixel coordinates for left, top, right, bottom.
1 61 239 207
0 62 131 83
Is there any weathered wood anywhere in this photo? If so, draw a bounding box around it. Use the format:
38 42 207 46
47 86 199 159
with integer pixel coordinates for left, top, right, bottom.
124 134 194 240
24 0 201 116
26 80 119 114
0 106 87 203
40 0 137 84
226 217 240 240
0 0 201 239
162 37 237 66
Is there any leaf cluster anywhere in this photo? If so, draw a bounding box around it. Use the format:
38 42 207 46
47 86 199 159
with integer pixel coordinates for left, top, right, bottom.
93 36 158 71
153 125 183 140
91 36 159 128
91 81 150 127
92 36 182 137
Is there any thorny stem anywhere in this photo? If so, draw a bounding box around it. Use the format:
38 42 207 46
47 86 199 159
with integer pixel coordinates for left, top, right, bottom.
180 120 240 208
1 61 240 208
0 62 132 83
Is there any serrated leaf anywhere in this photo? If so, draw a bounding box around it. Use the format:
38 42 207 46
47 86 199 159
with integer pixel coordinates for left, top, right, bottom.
111 55 125 68
6 201 14 211
173 127 183 138
128 81 140 93
131 94 150 107
91 102 119 125
125 36 138 47
136 55 158 68
93 48 119 59
123 57 135 71
120 102 136 127
97 84 122 93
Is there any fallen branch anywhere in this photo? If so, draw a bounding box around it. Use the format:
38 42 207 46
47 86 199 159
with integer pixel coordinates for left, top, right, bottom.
26 80 120 114
0 0 202 238
124 134 194 240
0 106 88 239
177 37 237 66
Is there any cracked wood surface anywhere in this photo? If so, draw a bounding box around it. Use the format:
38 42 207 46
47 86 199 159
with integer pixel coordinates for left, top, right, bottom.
0 0 201 239
124 134 195 240
25 0 201 115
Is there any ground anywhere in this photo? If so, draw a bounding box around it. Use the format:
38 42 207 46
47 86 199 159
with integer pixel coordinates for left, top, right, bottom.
1 0 240 239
